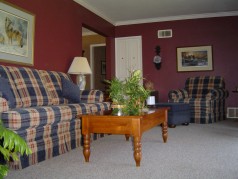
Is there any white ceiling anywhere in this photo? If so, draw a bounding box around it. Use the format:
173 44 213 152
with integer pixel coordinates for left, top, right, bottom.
74 0 238 26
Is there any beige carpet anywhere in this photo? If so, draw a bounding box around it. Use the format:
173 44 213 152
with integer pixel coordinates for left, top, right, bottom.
6 119 238 179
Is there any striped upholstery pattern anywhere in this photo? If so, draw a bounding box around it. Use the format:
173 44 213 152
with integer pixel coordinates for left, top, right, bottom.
168 76 229 124
0 97 9 112
39 70 70 105
2 103 94 169
80 90 104 103
8 67 52 107
0 64 111 169
1 104 90 130
9 119 82 169
88 102 111 113
0 65 22 108
185 76 225 98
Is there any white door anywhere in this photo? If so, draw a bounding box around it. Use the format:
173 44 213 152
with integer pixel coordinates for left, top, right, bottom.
115 36 142 80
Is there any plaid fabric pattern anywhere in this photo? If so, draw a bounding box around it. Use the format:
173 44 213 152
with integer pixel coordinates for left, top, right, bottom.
185 76 225 98
8 67 52 107
0 65 110 169
168 89 189 99
0 97 9 112
168 76 228 124
8 119 82 169
1 104 90 130
39 70 70 105
0 65 22 108
4 103 87 169
80 90 104 103
88 102 111 113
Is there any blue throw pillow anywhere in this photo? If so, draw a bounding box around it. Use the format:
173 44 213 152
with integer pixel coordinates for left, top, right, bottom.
0 77 15 108
61 77 81 103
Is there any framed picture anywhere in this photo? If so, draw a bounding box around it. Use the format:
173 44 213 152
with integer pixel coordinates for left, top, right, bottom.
0 1 35 66
101 61 106 75
177 46 213 72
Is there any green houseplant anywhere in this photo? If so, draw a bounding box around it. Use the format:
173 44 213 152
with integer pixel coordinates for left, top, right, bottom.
105 70 150 116
0 120 31 179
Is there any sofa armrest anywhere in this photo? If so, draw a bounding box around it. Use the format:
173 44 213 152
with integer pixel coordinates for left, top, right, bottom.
80 90 104 103
206 89 229 99
168 89 189 100
0 97 9 112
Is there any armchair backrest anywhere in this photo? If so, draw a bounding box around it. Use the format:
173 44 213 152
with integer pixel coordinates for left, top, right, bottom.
185 76 225 98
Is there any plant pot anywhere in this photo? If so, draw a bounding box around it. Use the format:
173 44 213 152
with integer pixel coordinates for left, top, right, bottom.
111 104 125 116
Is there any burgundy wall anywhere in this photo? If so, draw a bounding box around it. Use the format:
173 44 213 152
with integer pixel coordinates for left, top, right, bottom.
3 0 114 72
2 1 238 108
115 16 238 107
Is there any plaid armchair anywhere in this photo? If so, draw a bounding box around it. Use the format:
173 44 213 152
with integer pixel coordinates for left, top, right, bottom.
168 76 229 124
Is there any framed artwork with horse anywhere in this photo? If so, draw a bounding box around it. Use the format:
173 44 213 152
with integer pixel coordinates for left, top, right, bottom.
0 0 35 66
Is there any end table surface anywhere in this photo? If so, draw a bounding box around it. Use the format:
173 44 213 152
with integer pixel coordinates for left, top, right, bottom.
81 107 169 167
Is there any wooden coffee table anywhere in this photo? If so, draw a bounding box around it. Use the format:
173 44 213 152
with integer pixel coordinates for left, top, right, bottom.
81 108 169 167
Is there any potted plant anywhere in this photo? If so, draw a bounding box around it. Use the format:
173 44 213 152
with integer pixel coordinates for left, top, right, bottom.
0 120 31 178
105 70 150 116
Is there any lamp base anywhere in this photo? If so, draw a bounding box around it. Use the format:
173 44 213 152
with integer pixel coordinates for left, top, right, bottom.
77 74 86 90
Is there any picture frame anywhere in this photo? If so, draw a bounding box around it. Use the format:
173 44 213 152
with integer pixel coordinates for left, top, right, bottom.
177 46 213 72
0 0 35 66
101 61 106 75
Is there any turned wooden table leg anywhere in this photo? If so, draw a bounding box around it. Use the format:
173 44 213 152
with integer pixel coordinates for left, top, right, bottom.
133 136 142 167
83 134 90 162
125 134 130 141
161 122 168 143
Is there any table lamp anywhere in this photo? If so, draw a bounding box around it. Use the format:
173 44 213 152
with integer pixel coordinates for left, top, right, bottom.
68 57 92 90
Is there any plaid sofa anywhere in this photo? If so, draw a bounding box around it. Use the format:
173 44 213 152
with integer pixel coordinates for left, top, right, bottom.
0 65 110 169
168 76 229 124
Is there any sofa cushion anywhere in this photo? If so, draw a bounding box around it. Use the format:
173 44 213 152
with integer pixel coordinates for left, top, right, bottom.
61 77 80 103
39 70 70 105
0 77 16 108
8 67 52 107
0 65 22 108
1 104 90 130
14 118 81 142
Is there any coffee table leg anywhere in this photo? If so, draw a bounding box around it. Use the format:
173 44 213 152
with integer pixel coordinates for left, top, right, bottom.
161 122 168 143
133 136 142 167
83 134 90 162
125 134 130 141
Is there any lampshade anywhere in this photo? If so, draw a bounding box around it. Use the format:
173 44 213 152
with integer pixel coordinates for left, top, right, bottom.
68 57 92 75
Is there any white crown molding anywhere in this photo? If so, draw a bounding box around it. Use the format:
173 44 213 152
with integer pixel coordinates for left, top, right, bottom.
115 11 238 26
73 0 115 25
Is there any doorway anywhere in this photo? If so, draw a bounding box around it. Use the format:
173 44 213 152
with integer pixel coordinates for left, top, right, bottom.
82 27 106 91
90 44 106 90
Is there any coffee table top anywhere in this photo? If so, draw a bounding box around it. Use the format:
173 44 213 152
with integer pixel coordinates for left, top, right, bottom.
85 107 168 116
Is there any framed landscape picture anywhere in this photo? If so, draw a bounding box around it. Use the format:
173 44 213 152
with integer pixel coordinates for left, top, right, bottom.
0 0 35 66
177 46 213 72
